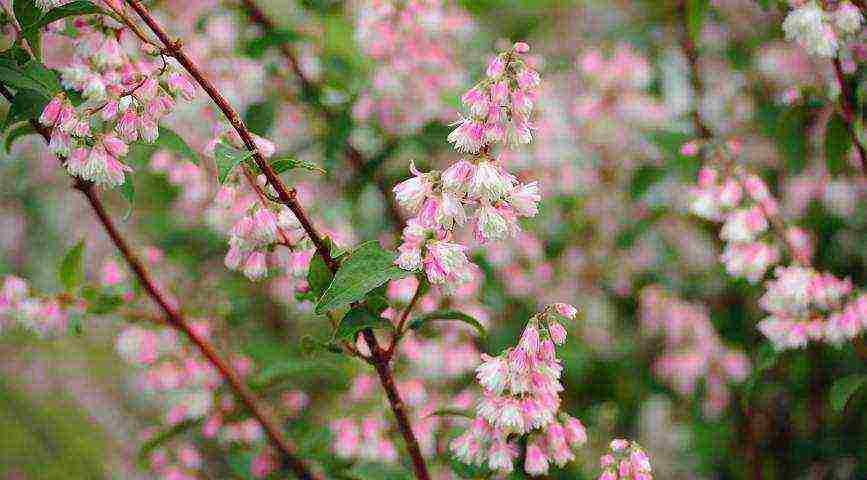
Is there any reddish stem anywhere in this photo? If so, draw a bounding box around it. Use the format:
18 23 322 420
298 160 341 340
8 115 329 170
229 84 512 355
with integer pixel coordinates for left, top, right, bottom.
121 2 430 478
831 58 867 176
0 84 319 480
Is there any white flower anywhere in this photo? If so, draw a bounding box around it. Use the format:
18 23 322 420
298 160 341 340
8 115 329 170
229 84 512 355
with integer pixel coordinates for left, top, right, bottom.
835 2 863 34
474 203 517 243
436 192 467 230
393 161 433 212
476 354 509 394
468 160 513 201
783 1 839 57
507 181 541 217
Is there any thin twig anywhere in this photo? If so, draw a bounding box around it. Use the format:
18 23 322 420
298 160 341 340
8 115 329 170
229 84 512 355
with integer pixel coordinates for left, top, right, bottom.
387 280 425 359
0 84 320 480
122 2 430 477
831 58 867 176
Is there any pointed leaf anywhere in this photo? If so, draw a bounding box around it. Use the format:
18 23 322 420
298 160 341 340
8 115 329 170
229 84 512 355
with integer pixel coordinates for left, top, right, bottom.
426 408 473 419
2 88 49 129
314 241 412 314
215 141 254 183
271 156 326 175
59 239 85 291
156 126 199 164
0 59 52 94
335 306 393 341
408 309 486 338
830 374 867 414
4 122 37 152
825 113 852 175
137 419 202 467
21 1 103 35
119 175 135 220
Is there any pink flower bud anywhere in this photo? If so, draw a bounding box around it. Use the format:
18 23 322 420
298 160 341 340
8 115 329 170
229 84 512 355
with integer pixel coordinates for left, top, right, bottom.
514 42 530 53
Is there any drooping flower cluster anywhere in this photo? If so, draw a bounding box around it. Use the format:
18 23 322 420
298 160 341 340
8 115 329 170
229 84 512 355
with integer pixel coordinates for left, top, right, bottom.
352 0 473 135
782 0 863 57
116 318 306 479
0 275 70 336
640 286 751 417
689 162 784 283
758 266 867 350
39 16 196 187
204 128 310 281
688 150 865 351
450 303 587 476
598 439 653 480
393 43 543 293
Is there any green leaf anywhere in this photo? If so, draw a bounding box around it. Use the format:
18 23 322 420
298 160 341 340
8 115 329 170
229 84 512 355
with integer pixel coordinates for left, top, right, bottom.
86 293 123 315
2 88 49 129
335 306 393 341
364 292 389 316
426 408 473 419
157 126 199 163
244 29 302 58
20 1 102 35
830 374 867 414
449 457 492 479
314 241 412 314
243 100 277 135
13 0 42 57
686 0 709 45
0 59 54 94
271 156 326 175
215 141 254 183
777 105 811 174
4 122 36 152
59 239 85 291
408 309 486 339
68 311 83 335
825 113 852 175
345 462 412 480
123 127 199 167
137 419 202 467
307 237 336 299
118 174 135 220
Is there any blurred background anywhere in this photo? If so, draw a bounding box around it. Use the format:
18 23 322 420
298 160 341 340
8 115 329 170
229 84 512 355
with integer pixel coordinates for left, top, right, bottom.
1 0 866 478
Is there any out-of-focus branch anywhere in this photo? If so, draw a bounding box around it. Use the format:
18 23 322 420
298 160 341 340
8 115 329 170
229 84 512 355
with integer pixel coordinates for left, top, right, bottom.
121 1 429 477
0 85 320 480
831 58 867 175
237 0 406 231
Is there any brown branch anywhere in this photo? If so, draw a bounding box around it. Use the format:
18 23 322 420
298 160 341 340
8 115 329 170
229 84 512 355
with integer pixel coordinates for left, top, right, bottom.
831 58 867 176
0 84 320 480
121 2 429 477
677 0 711 140
122 0 339 273
387 280 425 358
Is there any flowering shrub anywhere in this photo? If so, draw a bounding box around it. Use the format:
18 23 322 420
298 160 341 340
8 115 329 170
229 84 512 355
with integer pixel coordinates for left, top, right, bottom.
0 0 866 479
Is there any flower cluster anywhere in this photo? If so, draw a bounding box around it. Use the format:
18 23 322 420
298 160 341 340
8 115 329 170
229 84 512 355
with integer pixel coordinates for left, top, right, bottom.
598 439 653 480
40 18 196 187
353 0 473 135
689 163 784 283
450 303 587 476
640 286 751 417
782 0 863 57
688 154 866 351
393 43 543 293
0 275 69 336
116 319 304 479
758 266 867 350
205 129 308 281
